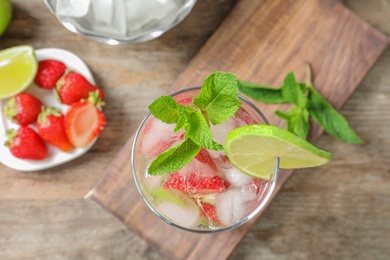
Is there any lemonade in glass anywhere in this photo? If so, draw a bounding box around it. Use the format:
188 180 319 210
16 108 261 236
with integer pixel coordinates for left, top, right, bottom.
131 84 279 232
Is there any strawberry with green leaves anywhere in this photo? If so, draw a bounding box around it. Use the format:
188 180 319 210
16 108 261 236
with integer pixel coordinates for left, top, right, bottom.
64 91 106 147
5 126 48 160
56 72 105 105
37 107 74 152
35 59 67 89
3 92 43 126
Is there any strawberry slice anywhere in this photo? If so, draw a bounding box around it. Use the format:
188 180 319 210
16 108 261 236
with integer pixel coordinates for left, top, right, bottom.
162 148 229 194
162 173 228 195
234 106 259 125
200 202 221 224
64 91 106 147
35 59 67 89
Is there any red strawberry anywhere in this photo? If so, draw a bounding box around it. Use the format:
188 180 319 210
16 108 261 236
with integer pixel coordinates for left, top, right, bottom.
176 97 193 105
5 126 48 160
56 72 105 105
64 91 106 147
200 202 220 224
162 173 228 195
35 59 67 89
3 93 43 126
37 107 74 152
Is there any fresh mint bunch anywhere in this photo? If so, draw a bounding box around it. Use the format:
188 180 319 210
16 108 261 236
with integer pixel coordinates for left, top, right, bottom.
147 72 241 175
238 65 363 144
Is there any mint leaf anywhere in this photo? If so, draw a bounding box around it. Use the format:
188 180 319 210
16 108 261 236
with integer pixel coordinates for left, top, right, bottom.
193 72 241 125
276 106 310 139
281 72 308 107
148 96 182 124
308 85 363 144
148 138 201 175
238 80 285 103
185 110 223 150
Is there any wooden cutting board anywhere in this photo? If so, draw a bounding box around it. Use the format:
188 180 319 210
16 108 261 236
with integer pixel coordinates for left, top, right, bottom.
87 0 389 259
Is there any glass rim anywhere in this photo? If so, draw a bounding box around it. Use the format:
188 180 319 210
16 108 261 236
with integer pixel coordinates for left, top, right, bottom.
131 86 279 233
43 0 198 45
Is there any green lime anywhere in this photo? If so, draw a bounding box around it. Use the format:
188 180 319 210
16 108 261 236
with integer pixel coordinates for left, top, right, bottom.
0 45 37 99
225 124 331 180
0 0 12 36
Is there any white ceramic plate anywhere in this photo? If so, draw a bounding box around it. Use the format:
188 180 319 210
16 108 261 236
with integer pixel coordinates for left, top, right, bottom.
0 48 97 171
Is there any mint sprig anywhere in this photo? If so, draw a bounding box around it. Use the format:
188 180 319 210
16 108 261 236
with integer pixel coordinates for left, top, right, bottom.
238 65 363 143
147 72 241 175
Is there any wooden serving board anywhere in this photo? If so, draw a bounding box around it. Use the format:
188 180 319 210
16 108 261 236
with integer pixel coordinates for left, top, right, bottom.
87 0 389 259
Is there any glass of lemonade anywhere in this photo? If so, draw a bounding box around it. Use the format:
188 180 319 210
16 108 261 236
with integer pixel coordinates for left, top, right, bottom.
131 87 279 233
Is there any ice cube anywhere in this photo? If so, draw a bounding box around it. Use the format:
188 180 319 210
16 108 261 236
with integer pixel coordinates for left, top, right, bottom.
141 118 183 157
215 188 252 225
177 154 217 179
210 106 259 144
91 0 127 37
123 0 177 32
240 182 260 201
143 173 164 191
208 150 232 169
221 166 253 187
155 198 201 228
56 0 91 17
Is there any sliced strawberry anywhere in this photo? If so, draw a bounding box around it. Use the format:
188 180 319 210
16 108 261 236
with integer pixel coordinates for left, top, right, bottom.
176 97 193 105
252 178 269 196
37 108 74 152
162 173 228 195
200 202 221 224
235 106 258 124
35 59 67 89
5 126 48 160
162 147 229 195
64 91 106 147
56 72 105 105
3 93 43 126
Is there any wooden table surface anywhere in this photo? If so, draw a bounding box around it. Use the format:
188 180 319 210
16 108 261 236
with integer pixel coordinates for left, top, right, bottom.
1 0 390 259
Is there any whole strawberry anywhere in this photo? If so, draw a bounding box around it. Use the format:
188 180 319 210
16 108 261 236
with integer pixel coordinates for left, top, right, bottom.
3 92 43 126
64 91 106 147
56 72 105 105
37 107 74 152
35 59 67 89
5 126 48 160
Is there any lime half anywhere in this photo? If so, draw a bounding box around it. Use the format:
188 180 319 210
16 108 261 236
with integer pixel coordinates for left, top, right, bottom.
0 45 37 99
225 124 331 180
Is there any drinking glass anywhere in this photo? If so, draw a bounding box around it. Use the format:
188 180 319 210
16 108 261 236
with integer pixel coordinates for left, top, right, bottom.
131 87 279 233
43 0 197 45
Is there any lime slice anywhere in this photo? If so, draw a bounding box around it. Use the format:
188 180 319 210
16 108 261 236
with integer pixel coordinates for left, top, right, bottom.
0 45 37 99
225 124 331 180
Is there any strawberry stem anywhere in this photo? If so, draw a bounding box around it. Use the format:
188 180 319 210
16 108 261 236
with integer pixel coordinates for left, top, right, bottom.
86 90 105 108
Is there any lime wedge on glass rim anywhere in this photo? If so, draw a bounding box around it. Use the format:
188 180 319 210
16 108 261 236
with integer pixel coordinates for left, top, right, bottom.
0 45 37 99
225 124 331 180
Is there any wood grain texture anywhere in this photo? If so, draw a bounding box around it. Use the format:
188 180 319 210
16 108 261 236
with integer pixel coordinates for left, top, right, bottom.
0 199 169 260
87 0 389 259
1 0 390 259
